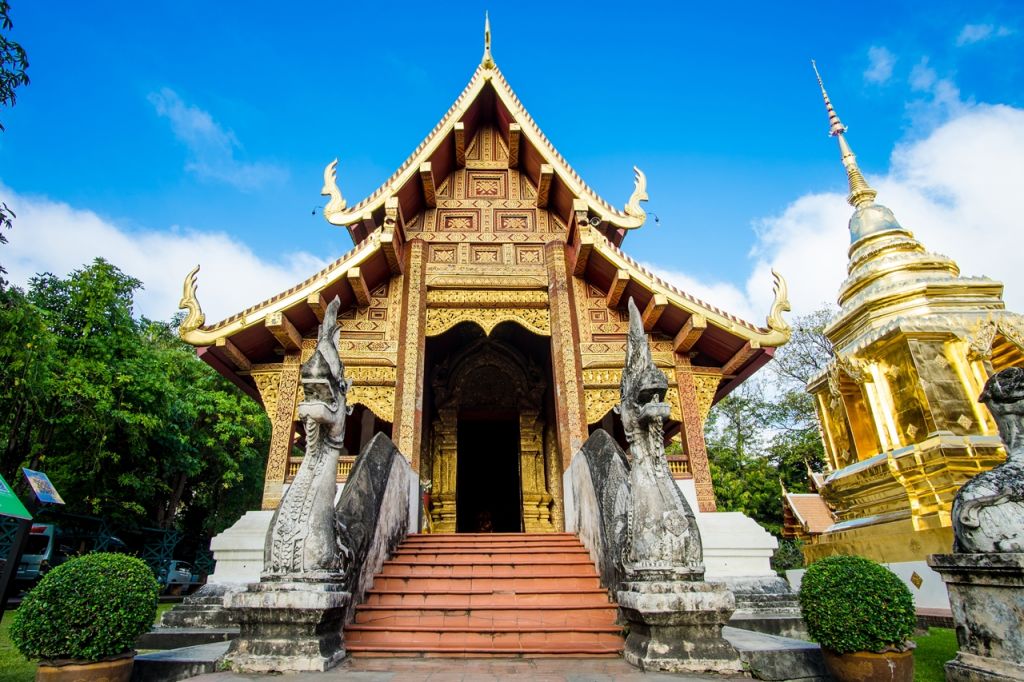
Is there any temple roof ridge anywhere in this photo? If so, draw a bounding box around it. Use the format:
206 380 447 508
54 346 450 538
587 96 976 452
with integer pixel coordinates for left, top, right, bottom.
592 231 789 344
321 58 648 238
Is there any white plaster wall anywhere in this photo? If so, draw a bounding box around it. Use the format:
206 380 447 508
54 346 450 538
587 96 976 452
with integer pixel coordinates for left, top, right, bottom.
675 479 779 580
208 510 274 585
786 560 951 611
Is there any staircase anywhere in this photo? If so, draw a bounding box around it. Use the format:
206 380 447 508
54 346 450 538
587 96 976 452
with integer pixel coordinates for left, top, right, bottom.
345 532 624 657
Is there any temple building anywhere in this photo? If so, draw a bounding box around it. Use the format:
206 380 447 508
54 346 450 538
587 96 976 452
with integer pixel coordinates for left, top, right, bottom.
795 64 1022 607
177 25 791 549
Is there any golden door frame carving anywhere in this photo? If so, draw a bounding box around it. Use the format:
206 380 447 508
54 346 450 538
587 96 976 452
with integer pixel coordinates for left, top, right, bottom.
427 339 555 532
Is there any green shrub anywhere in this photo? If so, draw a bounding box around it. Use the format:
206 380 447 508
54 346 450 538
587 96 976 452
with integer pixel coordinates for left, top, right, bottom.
10 552 159 661
799 554 915 654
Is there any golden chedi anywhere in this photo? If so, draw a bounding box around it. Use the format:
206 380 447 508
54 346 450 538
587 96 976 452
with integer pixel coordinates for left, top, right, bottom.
803 64 1024 598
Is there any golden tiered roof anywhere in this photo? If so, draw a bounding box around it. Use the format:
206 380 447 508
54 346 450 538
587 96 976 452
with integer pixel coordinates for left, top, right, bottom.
177 22 791 403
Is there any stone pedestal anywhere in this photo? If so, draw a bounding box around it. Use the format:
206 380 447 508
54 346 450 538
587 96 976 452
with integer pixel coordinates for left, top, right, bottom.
617 579 743 674
927 553 1024 681
223 579 350 673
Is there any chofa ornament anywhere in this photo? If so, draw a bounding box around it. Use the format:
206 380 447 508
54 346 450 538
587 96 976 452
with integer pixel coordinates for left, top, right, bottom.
953 366 1024 553
264 295 354 579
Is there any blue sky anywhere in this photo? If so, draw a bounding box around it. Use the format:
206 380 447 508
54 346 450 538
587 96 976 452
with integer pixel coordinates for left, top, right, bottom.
2 1 1023 323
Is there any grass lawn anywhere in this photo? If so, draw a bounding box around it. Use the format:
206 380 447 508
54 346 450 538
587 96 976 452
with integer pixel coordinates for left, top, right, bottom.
913 627 958 682
0 603 174 682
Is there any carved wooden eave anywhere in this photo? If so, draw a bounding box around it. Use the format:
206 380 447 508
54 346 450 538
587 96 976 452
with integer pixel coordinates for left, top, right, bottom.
321 63 648 246
570 223 790 400
177 227 403 399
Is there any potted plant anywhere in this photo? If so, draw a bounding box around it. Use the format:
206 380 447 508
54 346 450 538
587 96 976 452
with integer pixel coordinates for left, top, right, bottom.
10 552 159 681
799 554 916 682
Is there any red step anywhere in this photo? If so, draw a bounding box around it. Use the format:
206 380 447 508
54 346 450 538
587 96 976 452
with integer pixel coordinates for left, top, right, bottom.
345 533 623 657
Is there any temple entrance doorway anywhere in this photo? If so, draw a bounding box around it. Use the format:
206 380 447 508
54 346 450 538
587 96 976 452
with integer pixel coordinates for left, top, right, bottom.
456 418 521 532
422 321 560 533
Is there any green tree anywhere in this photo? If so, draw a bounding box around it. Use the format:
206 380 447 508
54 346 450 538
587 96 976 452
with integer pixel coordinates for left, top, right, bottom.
0 259 269 541
0 0 30 285
704 307 835 534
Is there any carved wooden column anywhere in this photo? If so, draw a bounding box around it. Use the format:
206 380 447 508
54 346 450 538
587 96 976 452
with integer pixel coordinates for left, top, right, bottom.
673 354 718 512
394 239 427 468
544 421 565 531
519 410 554 532
429 408 458 532
546 241 587 467
261 353 301 510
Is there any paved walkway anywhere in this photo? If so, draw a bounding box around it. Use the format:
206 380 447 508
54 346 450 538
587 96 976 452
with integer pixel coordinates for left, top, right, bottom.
194 657 748 681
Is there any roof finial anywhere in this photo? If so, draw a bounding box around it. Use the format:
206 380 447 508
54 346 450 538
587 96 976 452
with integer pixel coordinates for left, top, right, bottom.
811 60 877 208
482 12 495 69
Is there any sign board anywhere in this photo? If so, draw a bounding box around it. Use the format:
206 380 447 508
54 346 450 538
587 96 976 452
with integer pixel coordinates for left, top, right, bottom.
22 469 65 505
0 473 31 520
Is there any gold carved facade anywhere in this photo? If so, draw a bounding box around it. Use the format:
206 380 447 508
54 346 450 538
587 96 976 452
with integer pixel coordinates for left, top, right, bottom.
806 220 1022 561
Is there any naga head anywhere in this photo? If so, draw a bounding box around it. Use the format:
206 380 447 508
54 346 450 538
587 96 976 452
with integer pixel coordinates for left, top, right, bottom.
615 297 670 443
980 366 1024 455
298 296 351 445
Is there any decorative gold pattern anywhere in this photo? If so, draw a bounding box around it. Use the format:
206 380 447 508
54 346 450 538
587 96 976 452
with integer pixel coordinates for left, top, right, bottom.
546 241 587 460
425 307 550 337
262 354 301 510
394 241 427 464
252 372 280 417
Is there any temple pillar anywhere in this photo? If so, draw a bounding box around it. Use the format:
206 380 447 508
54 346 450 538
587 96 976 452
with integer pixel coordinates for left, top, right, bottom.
546 241 587 467
519 410 554 532
673 355 717 513
261 353 301 510
393 239 427 469
545 421 565 531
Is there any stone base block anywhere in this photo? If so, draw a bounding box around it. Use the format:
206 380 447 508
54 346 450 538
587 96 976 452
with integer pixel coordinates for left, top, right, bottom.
617 579 742 673
222 580 350 673
208 510 274 585
946 652 1024 681
928 553 1024 682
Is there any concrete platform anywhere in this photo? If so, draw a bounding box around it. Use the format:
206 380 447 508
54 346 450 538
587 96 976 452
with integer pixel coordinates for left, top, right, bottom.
134 628 825 682
133 641 230 682
137 627 239 650
722 626 827 681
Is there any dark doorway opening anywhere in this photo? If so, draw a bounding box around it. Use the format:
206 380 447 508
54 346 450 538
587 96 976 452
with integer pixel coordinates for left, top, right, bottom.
456 418 522 532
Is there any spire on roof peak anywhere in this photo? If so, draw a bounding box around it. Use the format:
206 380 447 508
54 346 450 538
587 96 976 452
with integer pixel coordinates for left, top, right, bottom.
811 60 877 209
482 12 495 69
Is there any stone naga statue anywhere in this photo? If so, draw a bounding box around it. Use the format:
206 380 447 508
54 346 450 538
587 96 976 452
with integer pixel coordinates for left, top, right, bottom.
615 298 703 578
264 296 354 578
953 366 1024 553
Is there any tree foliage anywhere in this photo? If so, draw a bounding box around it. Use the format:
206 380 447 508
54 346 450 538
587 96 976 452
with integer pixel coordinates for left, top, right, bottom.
0 1 30 285
704 307 834 536
0 259 269 540
0 1 29 130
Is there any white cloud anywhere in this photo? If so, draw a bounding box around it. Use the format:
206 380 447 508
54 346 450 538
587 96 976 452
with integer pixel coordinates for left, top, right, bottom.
642 263 759 325
149 88 287 191
651 104 1024 327
1 184 327 322
956 23 1014 46
907 57 970 132
864 46 896 84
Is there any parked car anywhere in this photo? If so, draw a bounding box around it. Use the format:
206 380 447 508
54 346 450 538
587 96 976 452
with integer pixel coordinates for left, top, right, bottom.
15 524 55 589
158 560 195 594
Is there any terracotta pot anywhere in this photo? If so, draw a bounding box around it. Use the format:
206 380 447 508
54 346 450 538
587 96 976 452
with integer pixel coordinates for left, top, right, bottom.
821 647 914 682
36 654 134 682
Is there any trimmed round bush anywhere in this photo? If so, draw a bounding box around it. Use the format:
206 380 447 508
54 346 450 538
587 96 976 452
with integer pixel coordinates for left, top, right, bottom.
799 554 915 654
10 552 159 661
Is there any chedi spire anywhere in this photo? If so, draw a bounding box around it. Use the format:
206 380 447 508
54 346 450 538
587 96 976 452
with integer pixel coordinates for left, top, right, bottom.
812 60 877 209
812 61 904 244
